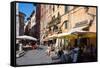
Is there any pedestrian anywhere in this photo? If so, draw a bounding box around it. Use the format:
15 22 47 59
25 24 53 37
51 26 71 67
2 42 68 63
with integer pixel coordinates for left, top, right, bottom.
71 44 79 63
77 45 84 62
46 45 51 56
57 48 64 58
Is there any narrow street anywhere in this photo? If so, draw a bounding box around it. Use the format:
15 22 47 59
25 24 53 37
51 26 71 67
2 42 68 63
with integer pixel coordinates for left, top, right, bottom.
16 45 59 65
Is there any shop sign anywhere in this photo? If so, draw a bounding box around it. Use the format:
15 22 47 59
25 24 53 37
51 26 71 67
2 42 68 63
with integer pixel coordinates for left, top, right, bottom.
74 20 89 28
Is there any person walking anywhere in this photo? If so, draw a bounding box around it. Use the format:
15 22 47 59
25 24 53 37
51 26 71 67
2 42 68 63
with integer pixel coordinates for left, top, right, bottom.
71 44 79 63
46 45 52 56
57 48 64 58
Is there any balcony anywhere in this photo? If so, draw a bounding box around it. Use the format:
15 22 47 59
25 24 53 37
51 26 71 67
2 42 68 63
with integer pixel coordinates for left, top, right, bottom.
48 16 61 27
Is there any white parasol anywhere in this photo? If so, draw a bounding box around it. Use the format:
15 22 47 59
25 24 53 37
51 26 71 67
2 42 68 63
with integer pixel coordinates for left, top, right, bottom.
16 35 37 41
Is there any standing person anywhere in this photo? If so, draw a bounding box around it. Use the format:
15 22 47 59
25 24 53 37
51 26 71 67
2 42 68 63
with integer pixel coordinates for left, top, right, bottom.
31 42 35 49
46 45 51 56
57 48 65 62
77 45 84 62
19 43 23 51
82 45 88 62
72 44 79 63
60 53 66 63
57 48 64 58
65 45 72 63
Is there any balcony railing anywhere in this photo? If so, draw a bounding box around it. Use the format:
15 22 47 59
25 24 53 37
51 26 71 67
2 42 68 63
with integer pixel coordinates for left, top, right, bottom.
48 16 61 27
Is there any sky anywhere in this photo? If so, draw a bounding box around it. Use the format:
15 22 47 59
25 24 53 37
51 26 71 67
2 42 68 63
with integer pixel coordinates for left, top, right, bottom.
18 3 36 22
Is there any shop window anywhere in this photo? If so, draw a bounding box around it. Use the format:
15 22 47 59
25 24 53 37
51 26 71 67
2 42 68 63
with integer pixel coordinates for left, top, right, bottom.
80 38 88 45
64 39 68 46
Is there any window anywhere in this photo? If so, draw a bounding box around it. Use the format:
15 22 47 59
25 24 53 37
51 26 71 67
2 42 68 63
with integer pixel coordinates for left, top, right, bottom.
52 16 55 20
53 5 55 11
49 5 51 9
53 25 58 32
64 21 68 29
58 12 60 17
57 5 59 8
65 6 68 13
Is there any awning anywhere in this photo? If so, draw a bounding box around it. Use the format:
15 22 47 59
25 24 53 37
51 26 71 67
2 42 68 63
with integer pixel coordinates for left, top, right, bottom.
57 32 71 37
80 32 96 38
57 26 88 38
16 35 37 41
46 25 96 39
47 34 58 39
71 30 96 38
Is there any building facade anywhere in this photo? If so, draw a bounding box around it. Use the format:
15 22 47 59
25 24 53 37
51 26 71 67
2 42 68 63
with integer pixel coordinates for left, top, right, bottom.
40 4 53 44
46 6 96 44
39 4 97 51
29 11 36 37
16 3 25 36
24 10 39 39
24 11 36 36
16 11 25 36
35 4 41 44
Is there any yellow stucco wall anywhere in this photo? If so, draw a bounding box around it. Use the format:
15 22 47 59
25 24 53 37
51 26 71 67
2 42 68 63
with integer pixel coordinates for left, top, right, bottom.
60 7 96 33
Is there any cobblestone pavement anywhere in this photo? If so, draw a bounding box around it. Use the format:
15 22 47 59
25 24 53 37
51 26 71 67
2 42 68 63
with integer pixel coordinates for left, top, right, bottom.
16 45 60 65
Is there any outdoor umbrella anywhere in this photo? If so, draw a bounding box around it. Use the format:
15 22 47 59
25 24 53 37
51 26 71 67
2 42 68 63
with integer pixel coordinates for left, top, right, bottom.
57 26 88 38
16 35 37 41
